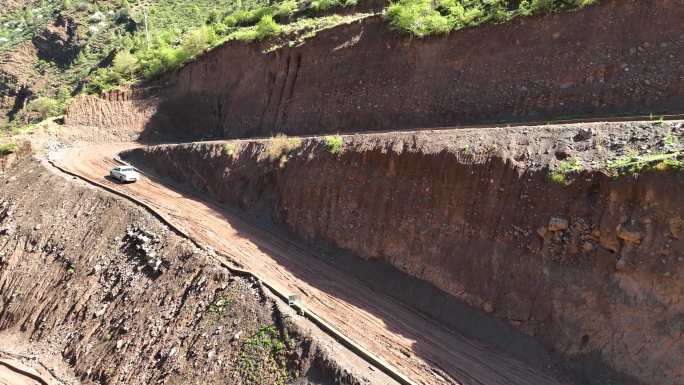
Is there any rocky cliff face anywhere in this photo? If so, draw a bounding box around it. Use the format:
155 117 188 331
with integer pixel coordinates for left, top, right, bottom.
68 0 684 142
124 121 684 385
0 158 366 385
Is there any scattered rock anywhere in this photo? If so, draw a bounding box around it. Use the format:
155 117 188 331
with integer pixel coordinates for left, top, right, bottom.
548 217 569 232
574 128 594 142
554 146 573 160
617 224 643 244
231 331 243 342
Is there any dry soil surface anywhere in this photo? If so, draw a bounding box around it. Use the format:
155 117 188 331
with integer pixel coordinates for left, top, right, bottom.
51 142 574 385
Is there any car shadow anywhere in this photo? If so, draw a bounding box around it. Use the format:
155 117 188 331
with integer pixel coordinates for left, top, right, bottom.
104 175 136 184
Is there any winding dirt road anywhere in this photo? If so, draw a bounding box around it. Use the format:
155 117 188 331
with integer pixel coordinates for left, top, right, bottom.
52 143 573 385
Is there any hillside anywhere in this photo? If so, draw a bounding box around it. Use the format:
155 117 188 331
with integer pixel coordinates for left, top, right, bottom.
0 1 682 385
0 0 601 136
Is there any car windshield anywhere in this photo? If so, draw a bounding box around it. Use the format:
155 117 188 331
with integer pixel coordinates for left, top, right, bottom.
120 167 134 172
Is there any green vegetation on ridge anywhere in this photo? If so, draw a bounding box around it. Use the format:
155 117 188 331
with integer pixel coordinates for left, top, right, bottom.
608 152 684 177
386 0 599 37
0 0 62 54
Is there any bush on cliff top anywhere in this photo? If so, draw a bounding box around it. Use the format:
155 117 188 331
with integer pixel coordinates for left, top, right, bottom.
386 0 600 36
0 143 18 156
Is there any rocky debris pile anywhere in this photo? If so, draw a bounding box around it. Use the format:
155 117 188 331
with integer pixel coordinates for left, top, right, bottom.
604 122 683 157
122 225 165 273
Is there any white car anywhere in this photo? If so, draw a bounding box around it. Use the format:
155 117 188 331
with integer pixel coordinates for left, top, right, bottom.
110 166 140 183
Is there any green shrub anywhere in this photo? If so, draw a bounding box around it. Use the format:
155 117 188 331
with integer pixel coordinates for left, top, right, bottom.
276 0 299 16
387 0 598 36
323 135 343 154
229 15 282 42
28 97 61 120
223 142 236 156
85 68 123 94
608 152 683 177
255 15 282 40
236 325 295 385
518 0 598 15
267 133 301 161
310 0 357 12
548 172 567 185
386 0 451 37
225 7 274 27
181 26 218 58
113 51 139 76
548 157 581 185
0 143 17 156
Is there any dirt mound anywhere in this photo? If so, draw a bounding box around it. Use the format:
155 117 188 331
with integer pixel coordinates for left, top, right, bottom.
123 121 684 385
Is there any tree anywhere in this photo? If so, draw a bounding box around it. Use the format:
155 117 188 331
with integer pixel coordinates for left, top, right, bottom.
113 51 139 77
28 97 60 120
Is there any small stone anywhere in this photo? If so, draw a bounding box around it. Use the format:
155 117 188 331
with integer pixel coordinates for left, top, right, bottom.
617 224 643 244
94 306 107 318
616 258 627 271
231 331 243 343
582 242 594 252
574 128 594 142
555 147 572 160
548 217 569 232
33 224 41 231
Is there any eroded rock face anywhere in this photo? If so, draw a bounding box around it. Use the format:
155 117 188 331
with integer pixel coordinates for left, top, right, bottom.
67 0 684 142
0 159 341 385
32 15 82 66
123 122 684 385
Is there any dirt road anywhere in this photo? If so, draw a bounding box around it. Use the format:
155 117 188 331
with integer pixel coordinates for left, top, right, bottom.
52 143 573 385
0 365 41 385
0 355 56 385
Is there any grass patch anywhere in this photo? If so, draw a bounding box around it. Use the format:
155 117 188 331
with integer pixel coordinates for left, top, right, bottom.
207 296 233 316
0 143 17 156
223 142 236 156
664 134 679 147
548 157 582 185
607 152 683 177
228 14 282 42
323 135 343 154
267 133 302 161
236 325 296 385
